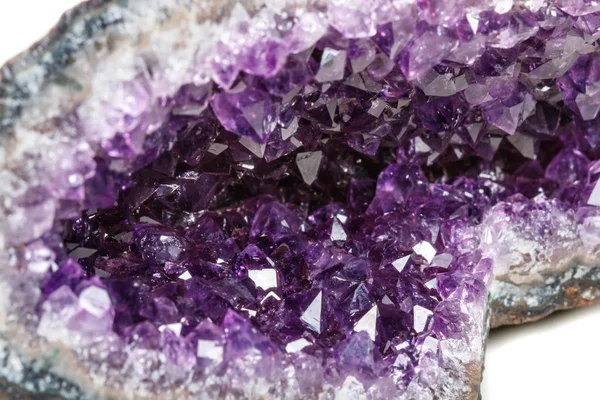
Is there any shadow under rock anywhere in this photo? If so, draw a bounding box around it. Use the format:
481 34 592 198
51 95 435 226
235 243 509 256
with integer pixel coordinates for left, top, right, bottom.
482 302 600 399
489 301 600 343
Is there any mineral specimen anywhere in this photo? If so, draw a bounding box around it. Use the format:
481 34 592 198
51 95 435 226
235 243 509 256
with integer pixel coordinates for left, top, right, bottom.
1 0 600 399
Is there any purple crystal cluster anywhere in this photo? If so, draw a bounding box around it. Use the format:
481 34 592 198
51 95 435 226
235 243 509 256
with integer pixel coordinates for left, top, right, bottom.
49 167 491 396
3 0 600 398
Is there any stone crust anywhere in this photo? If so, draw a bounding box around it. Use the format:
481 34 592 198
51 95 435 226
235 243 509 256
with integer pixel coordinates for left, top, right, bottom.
491 261 600 327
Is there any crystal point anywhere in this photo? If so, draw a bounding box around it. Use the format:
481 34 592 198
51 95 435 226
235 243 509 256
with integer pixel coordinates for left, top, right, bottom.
300 291 323 334
353 305 378 341
296 151 323 185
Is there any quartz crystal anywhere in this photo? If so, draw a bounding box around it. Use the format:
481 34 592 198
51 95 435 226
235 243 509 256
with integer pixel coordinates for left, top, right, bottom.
2 0 600 399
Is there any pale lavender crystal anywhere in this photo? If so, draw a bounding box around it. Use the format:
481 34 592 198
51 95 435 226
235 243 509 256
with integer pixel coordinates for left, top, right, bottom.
38 284 115 346
545 148 589 184
211 85 276 143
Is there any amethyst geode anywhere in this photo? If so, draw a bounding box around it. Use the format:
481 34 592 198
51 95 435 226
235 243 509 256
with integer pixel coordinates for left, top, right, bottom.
2 0 600 398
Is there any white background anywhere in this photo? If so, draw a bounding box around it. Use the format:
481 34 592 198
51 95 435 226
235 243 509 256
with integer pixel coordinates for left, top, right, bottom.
1 2 599 399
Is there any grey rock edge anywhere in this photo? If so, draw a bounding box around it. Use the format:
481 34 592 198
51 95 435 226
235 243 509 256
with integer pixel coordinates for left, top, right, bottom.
491 259 600 328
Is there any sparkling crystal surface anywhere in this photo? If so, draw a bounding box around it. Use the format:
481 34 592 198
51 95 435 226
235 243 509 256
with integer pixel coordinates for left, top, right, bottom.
3 0 600 399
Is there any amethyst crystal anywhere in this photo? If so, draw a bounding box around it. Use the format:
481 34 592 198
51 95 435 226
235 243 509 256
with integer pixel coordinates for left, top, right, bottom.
2 0 600 399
